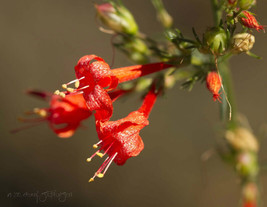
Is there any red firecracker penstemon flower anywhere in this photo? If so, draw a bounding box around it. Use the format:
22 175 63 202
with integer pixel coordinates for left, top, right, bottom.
74 55 119 121
58 55 172 121
206 71 222 102
87 86 158 182
16 90 92 138
239 11 265 32
15 89 128 137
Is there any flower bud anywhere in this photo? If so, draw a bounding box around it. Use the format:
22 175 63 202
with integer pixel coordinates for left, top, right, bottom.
152 0 173 28
232 33 255 54
95 3 138 35
238 11 265 32
236 151 259 178
228 0 238 6
121 37 150 64
242 182 258 202
206 71 222 102
239 0 256 10
225 127 259 152
202 27 228 55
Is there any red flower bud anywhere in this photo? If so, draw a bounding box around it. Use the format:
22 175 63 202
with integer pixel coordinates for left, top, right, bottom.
206 71 222 102
239 11 265 32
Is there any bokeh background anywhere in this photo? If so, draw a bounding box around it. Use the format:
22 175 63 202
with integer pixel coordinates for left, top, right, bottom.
1 0 267 206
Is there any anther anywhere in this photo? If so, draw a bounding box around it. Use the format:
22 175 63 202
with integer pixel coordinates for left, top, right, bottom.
97 173 104 178
66 87 75 92
54 90 60 95
96 152 104 158
93 140 103 149
62 84 67 89
75 81 80 88
89 178 94 182
59 92 66 98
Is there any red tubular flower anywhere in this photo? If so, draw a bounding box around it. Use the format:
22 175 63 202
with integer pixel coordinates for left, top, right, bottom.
15 89 128 137
112 62 173 83
87 87 158 182
58 55 172 121
74 55 119 121
206 71 222 102
239 11 265 32
16 90 92 138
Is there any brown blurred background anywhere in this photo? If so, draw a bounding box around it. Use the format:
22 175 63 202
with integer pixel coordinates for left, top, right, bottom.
1 0 267 206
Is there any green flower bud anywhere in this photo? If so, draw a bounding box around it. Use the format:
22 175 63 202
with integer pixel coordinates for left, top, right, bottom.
152 0 173 28
236 152 259 178
95 3 138 35
202 27 228 55
239 0 256 10
232 33 255 54
123 37 150 64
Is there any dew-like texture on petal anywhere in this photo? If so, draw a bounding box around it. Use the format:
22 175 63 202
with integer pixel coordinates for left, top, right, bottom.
95 111 147 165
94 88 157 165
74 55 118 121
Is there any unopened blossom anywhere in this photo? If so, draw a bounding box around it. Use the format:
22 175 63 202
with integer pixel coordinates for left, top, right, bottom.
239 0 256 10
232 33 255 53
95 3 138 35
202 27 228 55
228 0 237 5
225 127 259 152
243 182 258 205
239 11 265 32
206 71 222 102
87 87 158 182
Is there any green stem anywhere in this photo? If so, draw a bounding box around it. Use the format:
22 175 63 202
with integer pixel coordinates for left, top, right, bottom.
210 0 223 26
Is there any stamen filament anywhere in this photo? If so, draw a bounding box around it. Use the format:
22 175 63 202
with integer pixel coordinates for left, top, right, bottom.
102 142 114 157
93 140 103 149
65 76 85 86
89 156 110 182
101 152 118 177
86 149 101 162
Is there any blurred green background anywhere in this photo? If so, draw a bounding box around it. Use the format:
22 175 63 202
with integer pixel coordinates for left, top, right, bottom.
1 0 267 206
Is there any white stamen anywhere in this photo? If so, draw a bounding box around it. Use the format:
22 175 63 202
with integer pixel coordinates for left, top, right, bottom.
102 152 118 176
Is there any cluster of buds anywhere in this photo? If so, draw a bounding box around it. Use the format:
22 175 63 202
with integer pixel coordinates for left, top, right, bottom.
95 2 151 64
